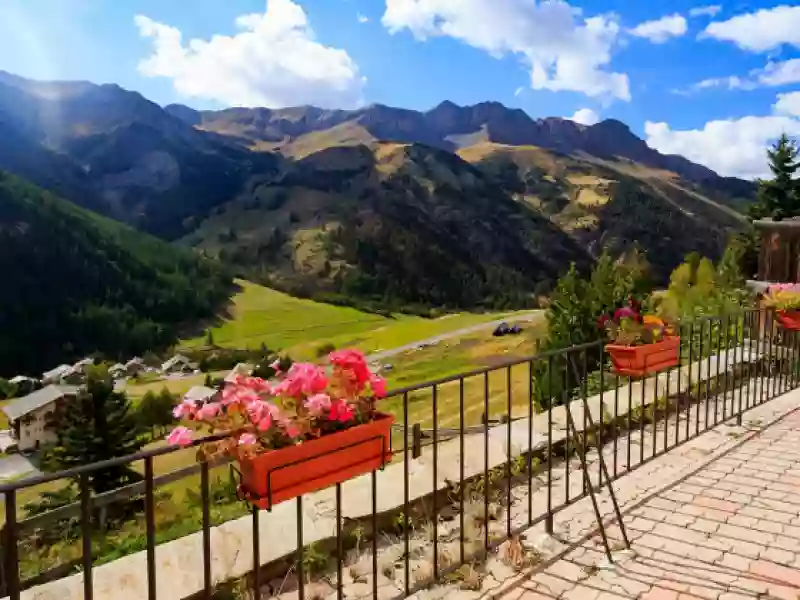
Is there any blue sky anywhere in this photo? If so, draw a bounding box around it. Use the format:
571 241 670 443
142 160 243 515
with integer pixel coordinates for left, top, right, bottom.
1 0 800 179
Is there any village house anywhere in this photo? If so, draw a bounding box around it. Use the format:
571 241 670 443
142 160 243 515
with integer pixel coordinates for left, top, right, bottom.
224 363 252 383
161 354 195 375
1 385 80 451
109 363 127 379
41 364 74 385
124 357 145 376
71 357 95 374
184 385 218 403
9 375 39 395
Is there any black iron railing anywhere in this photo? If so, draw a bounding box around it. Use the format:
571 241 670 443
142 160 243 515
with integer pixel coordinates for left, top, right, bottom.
1 308 797 599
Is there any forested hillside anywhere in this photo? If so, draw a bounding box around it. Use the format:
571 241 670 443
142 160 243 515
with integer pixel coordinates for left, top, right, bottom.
0 172 232 376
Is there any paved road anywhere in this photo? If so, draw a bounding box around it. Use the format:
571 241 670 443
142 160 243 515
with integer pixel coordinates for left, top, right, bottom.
367 311 543 363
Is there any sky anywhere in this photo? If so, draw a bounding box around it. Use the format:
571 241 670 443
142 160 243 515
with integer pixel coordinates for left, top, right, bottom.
1 0 800 180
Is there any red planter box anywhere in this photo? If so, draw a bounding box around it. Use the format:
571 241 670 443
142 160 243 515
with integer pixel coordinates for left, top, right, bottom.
238 412 394 510
606 336 681 378
776 310 800 331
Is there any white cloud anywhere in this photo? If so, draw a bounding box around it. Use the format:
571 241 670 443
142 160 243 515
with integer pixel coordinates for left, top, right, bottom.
774 91 800 117
759 59 800 86
703 5 800 52
689 5 721 18
683 58 800 93
645 108 800 179
381 0 630 101
514 86 525 97
569 108 600 125
135 0 364 108
629 14 688 44
357 12 369 23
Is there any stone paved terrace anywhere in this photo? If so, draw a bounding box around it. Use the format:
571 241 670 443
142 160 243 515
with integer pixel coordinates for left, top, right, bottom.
476 387 800 600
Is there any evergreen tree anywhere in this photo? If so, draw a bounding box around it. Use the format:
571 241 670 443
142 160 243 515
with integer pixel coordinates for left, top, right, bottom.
751 134 800 220
137 388 176 436
53 366 144 494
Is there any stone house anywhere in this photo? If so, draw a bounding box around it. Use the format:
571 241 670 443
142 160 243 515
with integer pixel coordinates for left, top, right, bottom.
1 385 80 451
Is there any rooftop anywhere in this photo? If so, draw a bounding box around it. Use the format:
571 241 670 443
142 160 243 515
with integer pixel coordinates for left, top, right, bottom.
1 384 80 421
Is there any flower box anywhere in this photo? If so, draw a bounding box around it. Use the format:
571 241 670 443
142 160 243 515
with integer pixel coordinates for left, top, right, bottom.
606 336 680 377
238 412 394 510
776 310 800 331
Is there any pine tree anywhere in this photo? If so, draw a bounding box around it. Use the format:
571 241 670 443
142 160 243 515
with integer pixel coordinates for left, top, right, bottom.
54 366 144 494
751 134 800 221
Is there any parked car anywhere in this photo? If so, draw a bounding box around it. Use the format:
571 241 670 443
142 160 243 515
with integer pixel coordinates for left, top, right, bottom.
493 323 510 336
509 324 523 334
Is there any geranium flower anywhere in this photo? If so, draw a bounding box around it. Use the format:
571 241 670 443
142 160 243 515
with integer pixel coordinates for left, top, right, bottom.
167 426 193 447
596 314 610 329
195 402 221 421
247 400 275 430
305 393 332 414
613 307 636 322
368 375 387 399
221 385 260 407
173 399 197 419
329 400 354 423
273 363 328 397
329 349 371 388
239 433 257 447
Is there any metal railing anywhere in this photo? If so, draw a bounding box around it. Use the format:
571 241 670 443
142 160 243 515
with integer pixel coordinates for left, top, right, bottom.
1 308 796 600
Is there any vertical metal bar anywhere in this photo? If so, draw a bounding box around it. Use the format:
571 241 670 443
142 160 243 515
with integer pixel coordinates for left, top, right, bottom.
598 344 605 487
4 490 19 600
145 457 156 600
546 356 554 534
686 321 694 441
201 462 211 599
80 474 93 600
432 384 439 581
741 312 750 419
581 349 588 494
675 326 682 445
483 371 490 553
372 471 378 599
765 309 772 404
527 360 534 526
459 378 465 564
705 319 713 431
403 392 410 596
505 366 512 539
662 358 668 452
696 320 704 437
252 506 260 599
336 483 343 600
720 316 729 422
639 373 645 465
564 352 571 502
296 496 305 600
613 374 619 478
626 377 633 471
715 318 723 424
653 370 659 458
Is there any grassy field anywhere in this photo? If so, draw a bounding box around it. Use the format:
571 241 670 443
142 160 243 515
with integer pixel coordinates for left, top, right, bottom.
181 280 535 360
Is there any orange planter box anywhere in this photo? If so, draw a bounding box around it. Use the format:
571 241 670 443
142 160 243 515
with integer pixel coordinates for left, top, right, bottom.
606 336 681 378
776 310 800 331
238 412 394 510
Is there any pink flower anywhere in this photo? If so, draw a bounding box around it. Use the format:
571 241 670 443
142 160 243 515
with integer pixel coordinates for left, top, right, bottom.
329 349 371 387
240 376 272 394
273 363 328 397
167 426 193 447
596 314 610 329
368 375 387 399
239 433 257 447
613 307 636 322
329 400 354 423
247 400 275 430
195 402 221 421
305 393 332 414
284 424 302 438
221 385 260 407
173 399 197 419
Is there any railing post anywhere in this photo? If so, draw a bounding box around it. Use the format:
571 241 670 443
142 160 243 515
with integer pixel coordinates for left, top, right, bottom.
411 423 422 459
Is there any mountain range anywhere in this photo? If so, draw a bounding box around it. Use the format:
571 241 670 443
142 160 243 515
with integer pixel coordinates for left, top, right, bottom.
0 69 754 314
